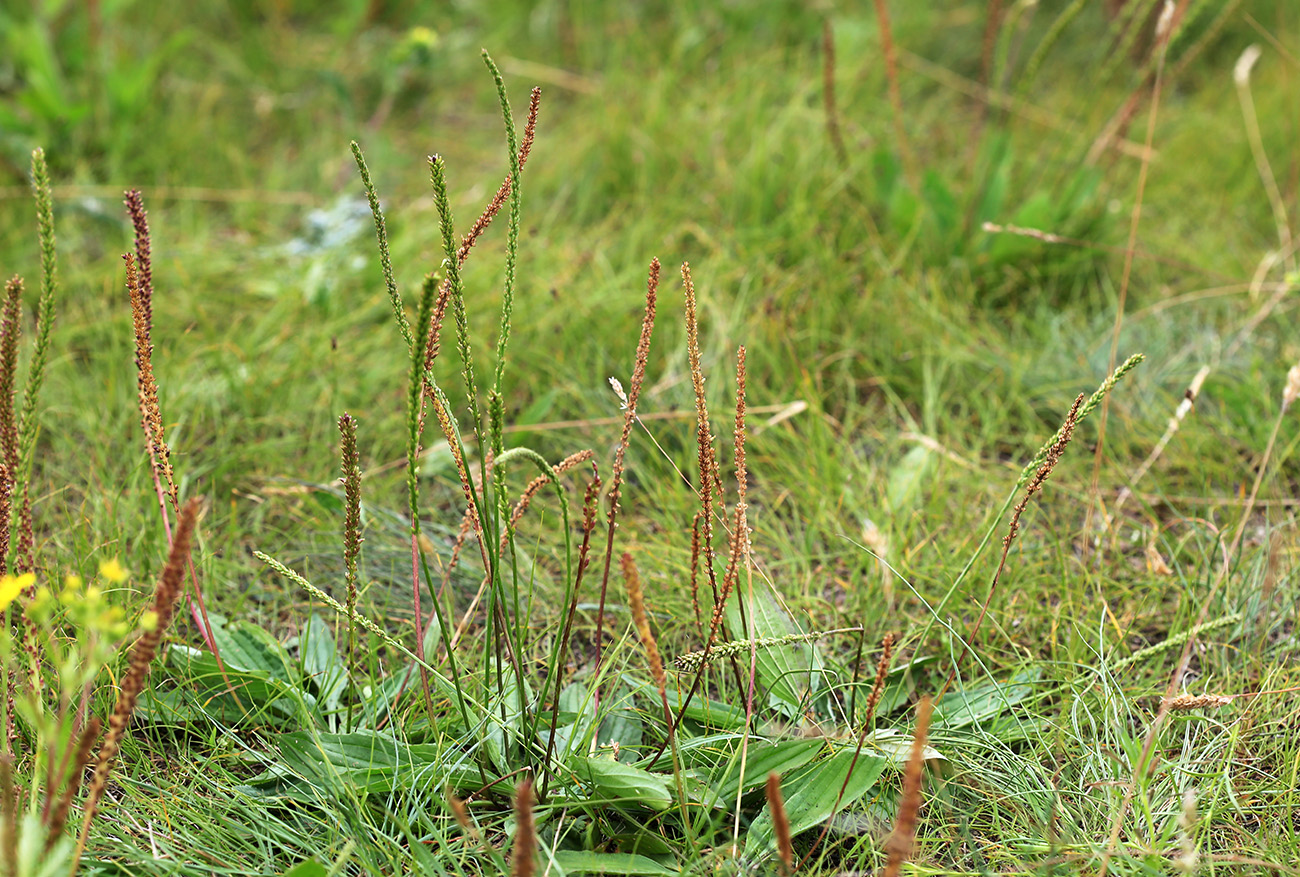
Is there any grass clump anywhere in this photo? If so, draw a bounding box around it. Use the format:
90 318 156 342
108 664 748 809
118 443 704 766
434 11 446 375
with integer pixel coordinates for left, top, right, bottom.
0 4 1296 875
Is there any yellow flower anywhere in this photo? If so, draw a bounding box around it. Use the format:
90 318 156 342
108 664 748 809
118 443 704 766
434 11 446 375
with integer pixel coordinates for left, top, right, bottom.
99 558 128 584
0 573 36 612
139 610 160 632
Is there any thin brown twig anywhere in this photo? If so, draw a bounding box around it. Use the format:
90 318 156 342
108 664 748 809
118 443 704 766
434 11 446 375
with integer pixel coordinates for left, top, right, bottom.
822 19 849 169
873 0 918 189
593 259 659 688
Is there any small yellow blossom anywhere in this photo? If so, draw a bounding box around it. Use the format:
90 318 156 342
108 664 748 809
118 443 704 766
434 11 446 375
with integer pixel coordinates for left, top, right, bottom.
0 573 35 612
99 558 129 584
139 610 160 632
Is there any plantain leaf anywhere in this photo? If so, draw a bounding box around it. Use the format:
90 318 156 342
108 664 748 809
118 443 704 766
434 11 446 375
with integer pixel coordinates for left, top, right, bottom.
705 737 825 805
567 755 672 811
300 613 348 714
725 582 823 718
746 749 888 854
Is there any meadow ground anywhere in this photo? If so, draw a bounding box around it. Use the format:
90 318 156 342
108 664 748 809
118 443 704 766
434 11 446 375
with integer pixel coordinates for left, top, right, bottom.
0 2 1297 874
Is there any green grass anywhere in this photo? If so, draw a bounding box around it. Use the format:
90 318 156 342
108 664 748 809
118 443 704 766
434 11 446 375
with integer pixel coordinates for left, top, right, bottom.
1 1 1298 874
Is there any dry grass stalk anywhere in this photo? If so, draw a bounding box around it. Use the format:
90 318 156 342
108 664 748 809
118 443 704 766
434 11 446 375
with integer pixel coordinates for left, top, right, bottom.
44 716 100 852
1162 693 1232 711
872 0 917 189
624 552 668 698
540 466 602 800
942 394 1082 700
1113 365 1211 517
822 20 848 169
431 391 485 557
682 262 722 616
1234 44 1294 277
1089 8 1171 533
0 276 21 573
593 259 659 678
458 87 541 265
510 778 535 877
882 696 933 877
420 88 541 391
715 347 751 645
503 449 595 550
766 771 794 874
75 498 200 862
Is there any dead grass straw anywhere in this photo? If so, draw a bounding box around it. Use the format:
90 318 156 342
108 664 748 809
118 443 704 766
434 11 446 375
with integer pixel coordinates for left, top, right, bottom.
1089 3 1173 532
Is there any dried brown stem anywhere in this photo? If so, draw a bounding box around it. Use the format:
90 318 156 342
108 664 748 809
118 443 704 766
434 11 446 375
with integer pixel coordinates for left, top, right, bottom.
594 259 659 683
822 20 848 169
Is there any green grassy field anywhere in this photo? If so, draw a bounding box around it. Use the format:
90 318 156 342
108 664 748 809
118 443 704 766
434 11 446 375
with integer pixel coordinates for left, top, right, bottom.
1 1 1298 874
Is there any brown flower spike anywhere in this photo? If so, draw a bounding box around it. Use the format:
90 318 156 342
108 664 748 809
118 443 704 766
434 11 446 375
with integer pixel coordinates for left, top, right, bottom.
75 498 201 863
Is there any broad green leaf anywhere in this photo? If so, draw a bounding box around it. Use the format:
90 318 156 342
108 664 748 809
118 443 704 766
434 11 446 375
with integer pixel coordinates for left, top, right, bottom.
280 860 328 877
706 738 825 804
597 685 643 763
724 582 822 717
300 613 348 714
887 443 935 512
931 671 1036 731
567 755 672 811
210 617 296 681
545 852 675 876
658 685 746 731
160 645 322 727
270 730 501 796
861 728 944 764
746 749 888 854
